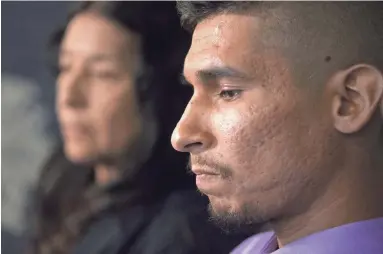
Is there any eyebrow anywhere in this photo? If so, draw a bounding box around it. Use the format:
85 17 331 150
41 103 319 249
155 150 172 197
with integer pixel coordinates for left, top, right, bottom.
180 66 250 86
59 49 118 63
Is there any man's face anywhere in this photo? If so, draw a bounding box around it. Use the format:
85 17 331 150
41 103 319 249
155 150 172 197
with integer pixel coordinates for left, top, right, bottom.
172 14 337 226
57 12 155 164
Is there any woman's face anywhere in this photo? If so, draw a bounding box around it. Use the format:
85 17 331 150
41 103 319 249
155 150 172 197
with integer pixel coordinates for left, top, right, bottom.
56 11 156 164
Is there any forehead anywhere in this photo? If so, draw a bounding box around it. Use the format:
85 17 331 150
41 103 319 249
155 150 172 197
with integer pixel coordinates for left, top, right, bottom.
185 13 265 75
61 12 139 59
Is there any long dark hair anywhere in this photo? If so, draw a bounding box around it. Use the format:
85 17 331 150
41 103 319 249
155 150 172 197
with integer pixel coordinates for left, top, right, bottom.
29 2 193 254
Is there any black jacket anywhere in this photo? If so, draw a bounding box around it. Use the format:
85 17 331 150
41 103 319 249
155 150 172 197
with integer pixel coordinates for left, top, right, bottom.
30 148 250 254
72 190 248 254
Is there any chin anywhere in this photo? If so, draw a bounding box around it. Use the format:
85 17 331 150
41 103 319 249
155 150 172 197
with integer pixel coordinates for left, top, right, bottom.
208 201 264 234
208 196 241 219
207 196 267 234
208 195 236 214
64 145 95 165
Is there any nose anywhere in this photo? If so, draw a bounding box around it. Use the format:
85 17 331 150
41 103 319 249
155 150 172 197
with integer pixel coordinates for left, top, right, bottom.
57 69 87 109
171 100 214 154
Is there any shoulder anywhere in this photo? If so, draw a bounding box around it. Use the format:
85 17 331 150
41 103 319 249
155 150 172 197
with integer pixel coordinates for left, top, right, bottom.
131 190 248 254
74 190 248 254
158 189 208 214
146 190 208 235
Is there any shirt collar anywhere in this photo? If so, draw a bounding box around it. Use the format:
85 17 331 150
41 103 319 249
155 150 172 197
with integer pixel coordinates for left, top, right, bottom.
232 217 383 254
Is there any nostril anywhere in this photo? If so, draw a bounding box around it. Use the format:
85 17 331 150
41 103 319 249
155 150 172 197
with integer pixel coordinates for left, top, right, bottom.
184 142 203 150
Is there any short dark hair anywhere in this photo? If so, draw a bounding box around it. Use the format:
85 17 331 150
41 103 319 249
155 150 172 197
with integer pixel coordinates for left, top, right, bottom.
177 1 257 32
177 2 383 83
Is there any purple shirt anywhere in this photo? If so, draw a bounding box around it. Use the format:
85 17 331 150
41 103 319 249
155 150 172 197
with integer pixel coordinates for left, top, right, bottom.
231 217 383 254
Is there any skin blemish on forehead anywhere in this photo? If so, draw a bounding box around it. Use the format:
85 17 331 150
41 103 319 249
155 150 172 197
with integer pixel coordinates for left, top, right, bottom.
212 21 225 46
192 16 236 52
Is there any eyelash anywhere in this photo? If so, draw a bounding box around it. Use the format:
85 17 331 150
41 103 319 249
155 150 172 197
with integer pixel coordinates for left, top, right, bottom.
57 64 118 80
91 71 118 79
58 64 69 74
217 89 243 101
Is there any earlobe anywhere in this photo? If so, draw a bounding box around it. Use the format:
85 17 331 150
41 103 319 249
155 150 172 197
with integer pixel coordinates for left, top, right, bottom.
331 64 383 134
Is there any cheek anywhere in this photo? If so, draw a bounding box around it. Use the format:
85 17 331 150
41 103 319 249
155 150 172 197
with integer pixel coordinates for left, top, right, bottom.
212 107 244 141
55 80 69 121
213 102 288 165
213 100 309 194
92 88 141 150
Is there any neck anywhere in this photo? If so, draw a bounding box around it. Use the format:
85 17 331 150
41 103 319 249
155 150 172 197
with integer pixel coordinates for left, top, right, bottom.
94 164 120 186
272 155 383 247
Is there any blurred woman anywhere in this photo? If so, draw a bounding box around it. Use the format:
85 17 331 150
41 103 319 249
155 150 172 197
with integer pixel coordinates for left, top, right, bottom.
28 2 248 254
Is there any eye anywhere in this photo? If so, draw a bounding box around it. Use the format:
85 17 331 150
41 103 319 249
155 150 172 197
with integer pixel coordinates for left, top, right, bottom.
58 64 70 74
90 70 120 81
218 89 242 101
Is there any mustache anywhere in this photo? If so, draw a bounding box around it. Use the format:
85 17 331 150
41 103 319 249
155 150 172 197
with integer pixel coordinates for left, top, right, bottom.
187 155 232 178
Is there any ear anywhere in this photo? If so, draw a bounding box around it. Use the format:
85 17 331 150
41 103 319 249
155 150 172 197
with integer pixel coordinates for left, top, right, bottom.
329 64 383 134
